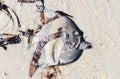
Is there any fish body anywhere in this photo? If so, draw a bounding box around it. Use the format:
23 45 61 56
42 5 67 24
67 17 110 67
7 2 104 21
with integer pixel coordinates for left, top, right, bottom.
38 16 89 66
29 14 92 77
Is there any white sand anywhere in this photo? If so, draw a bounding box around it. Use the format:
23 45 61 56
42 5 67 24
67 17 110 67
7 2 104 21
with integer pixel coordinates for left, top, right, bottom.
0 0 120 79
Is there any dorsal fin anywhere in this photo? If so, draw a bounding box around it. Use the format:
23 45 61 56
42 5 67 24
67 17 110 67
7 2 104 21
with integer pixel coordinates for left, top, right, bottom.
55 10 73 18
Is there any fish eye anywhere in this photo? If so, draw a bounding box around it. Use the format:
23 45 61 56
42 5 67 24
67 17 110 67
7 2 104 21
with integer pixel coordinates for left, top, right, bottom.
73 31 79 36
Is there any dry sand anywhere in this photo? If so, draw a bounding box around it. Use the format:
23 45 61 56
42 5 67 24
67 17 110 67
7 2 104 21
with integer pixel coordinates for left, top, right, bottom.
0 0 120 79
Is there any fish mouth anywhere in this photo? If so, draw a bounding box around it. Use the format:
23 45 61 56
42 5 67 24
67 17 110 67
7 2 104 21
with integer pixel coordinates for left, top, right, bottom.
79 41 92 50
79 36 92 49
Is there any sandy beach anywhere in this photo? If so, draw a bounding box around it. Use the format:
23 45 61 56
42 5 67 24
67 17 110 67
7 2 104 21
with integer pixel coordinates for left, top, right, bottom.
0 0 120 79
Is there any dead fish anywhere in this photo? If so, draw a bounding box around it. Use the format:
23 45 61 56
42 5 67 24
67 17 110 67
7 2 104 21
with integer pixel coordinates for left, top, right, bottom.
29 11 92 77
